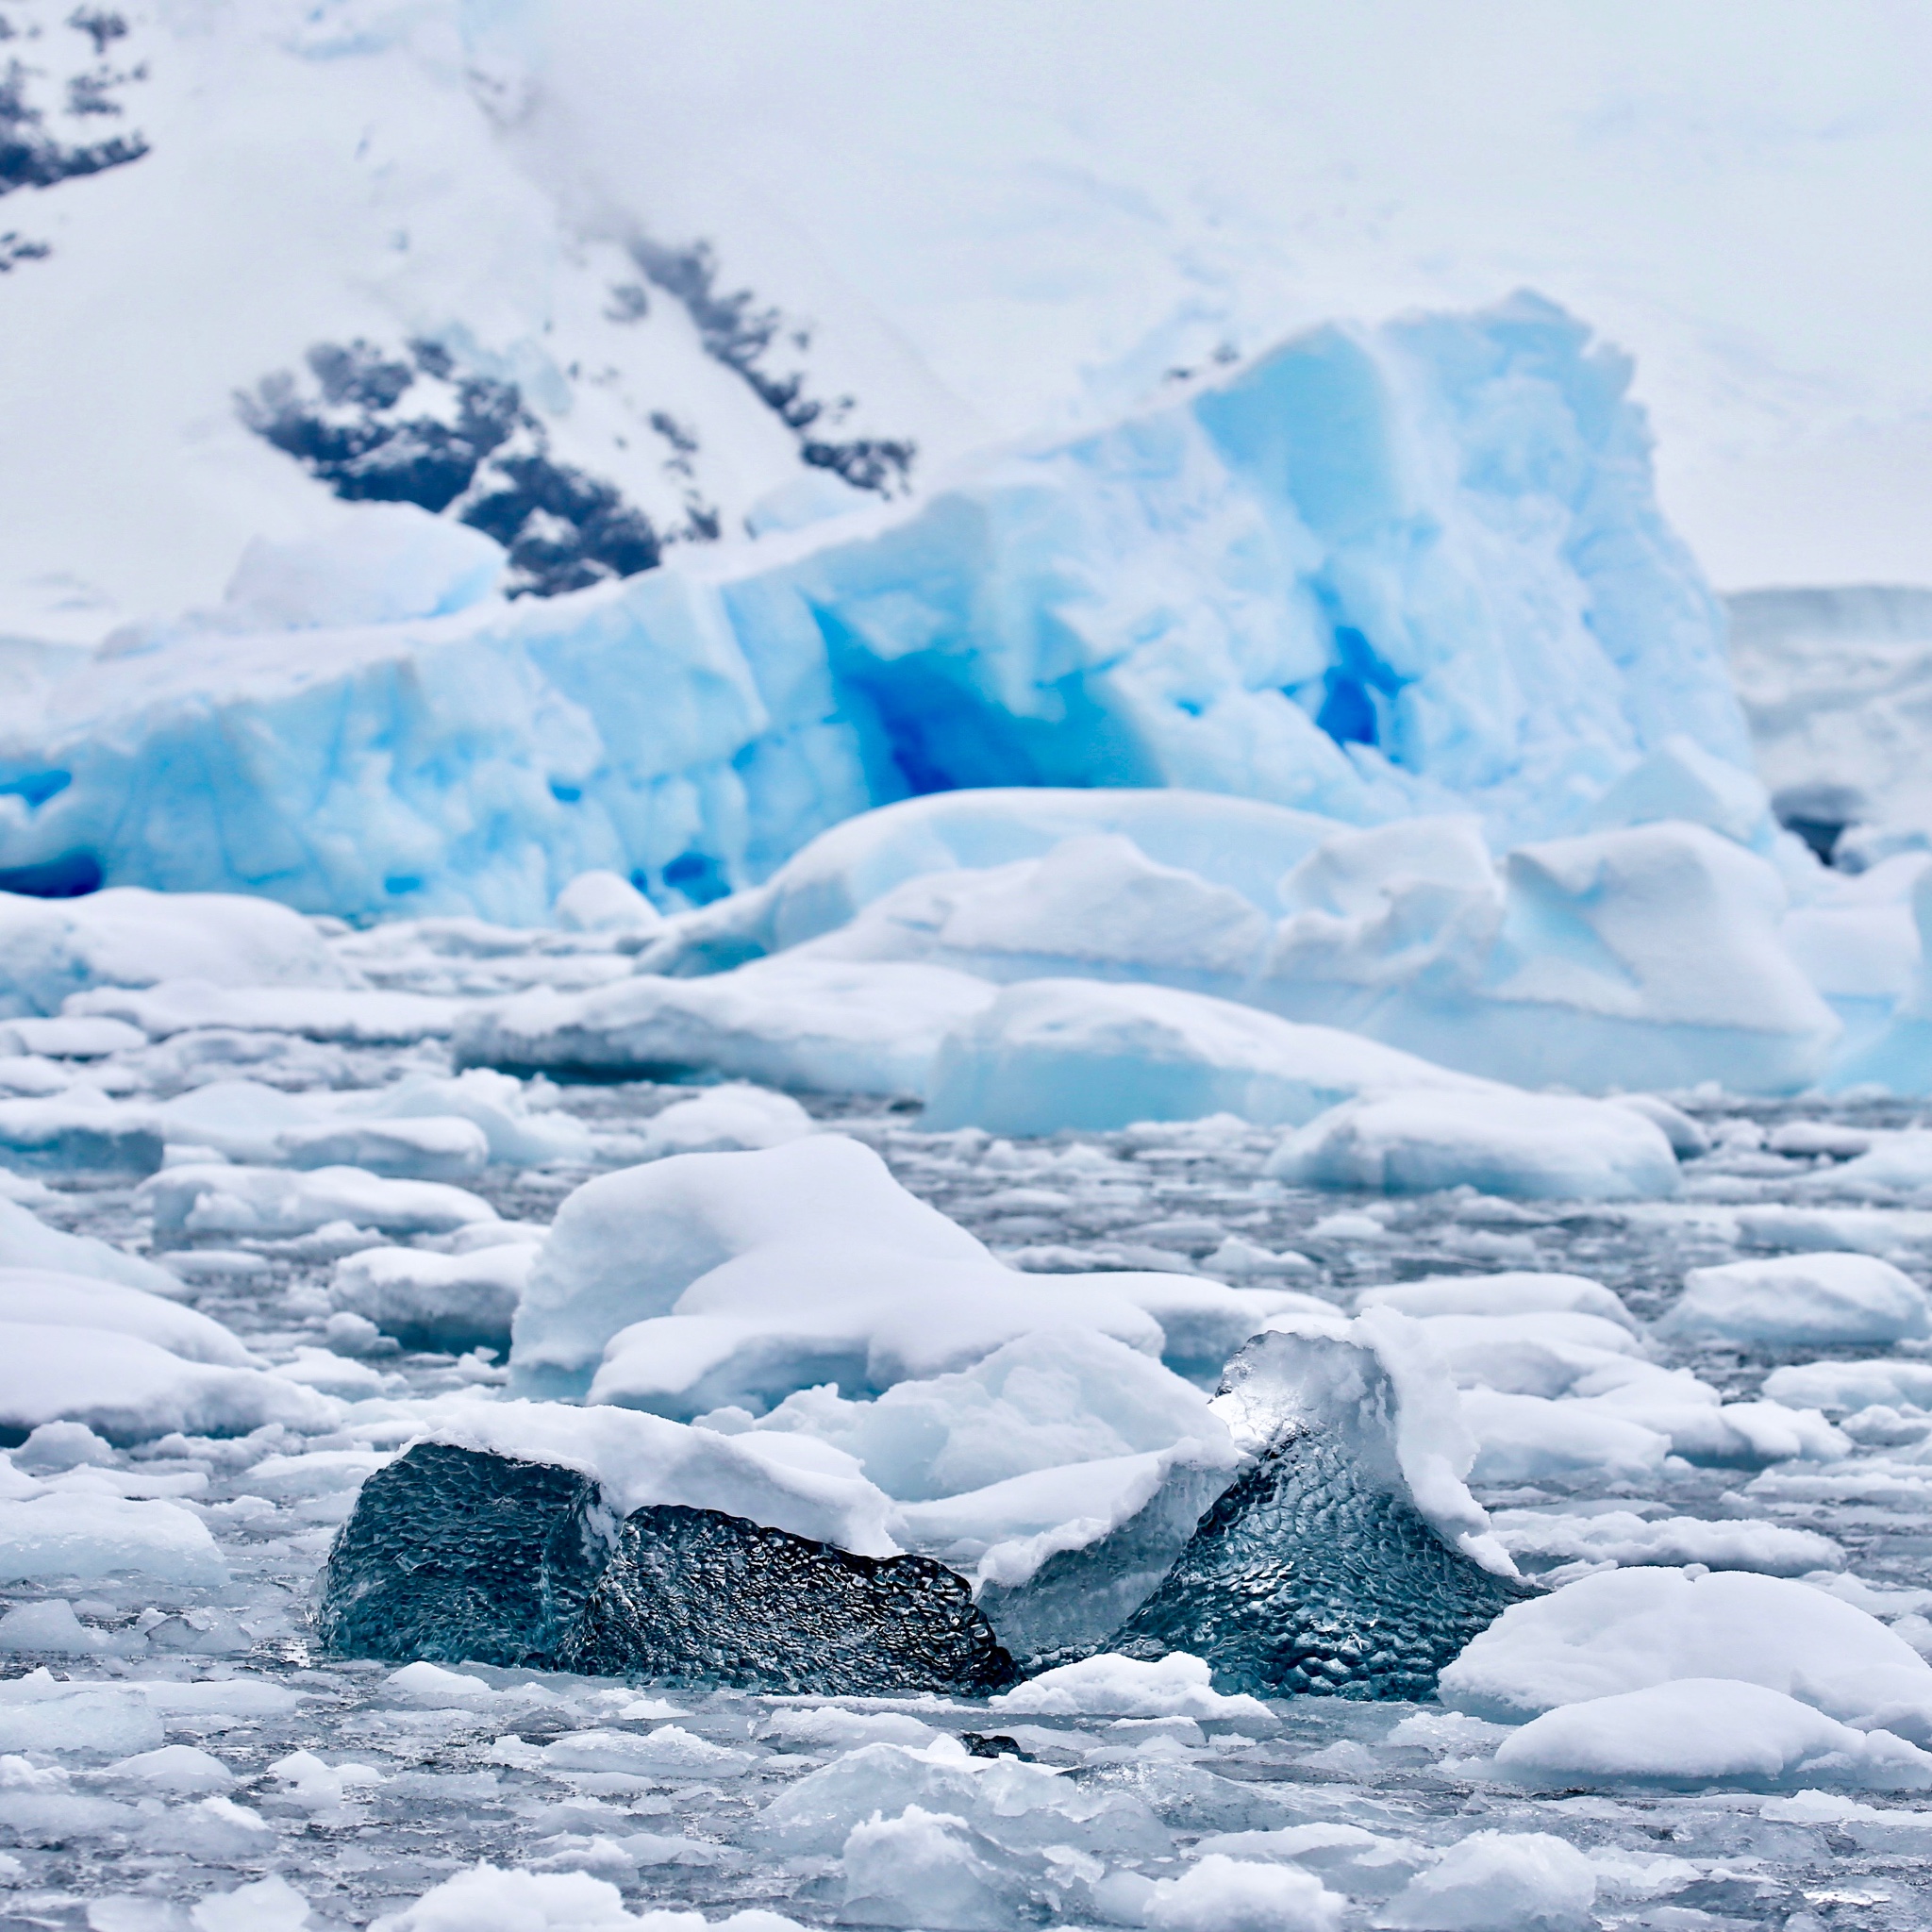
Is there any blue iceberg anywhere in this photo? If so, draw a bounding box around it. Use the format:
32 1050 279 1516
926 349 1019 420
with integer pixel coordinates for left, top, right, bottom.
0 295 1741 923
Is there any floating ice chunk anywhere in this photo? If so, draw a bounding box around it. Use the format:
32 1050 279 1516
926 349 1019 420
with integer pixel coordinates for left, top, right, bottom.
341 1069 596 1167
14 1420 113 1472
0 1270 254 1366
0 1598 122 1653
222 502 505 628
0 1198 199 1298
0 890 353 1020
406 1400 899 1554
637 1084 814 1158
648 789 1341 976
839 1802 1027 1932
1490 1509 1844 1578
0 1016 143 1059
1605 1092 1710 1158
1095 1853 1346 1932
1355 1272 1638 1334
558 1505 1016 1693
141 1164 497 1239
460 958 997 1098
1190 1823 1433 1897
894 1442 1241 1658
737 1329 1228 1506
0 1672 162 1757
272 1116 491 1184
1763 1357 1932 1413
1457 1391 1670 1486
761 1733 1171 1862
0 1325 335 1445
1267 1090 1680 1200
1494 1679 1932 1790
107 1745 236 1793
513 1136 1236 1411
1439 1567 1932 1740
798 833 1275 985
991 1653 1268 1721
923 978 1487 1136
371 1863 805 1930
761 1707 940 1751
0 1097 161 1178
330 1241 539 1353
1407 1312 1646 1401
1377 1830 1596 1931
72 980 461 1044
1800 1129 1932 1195
541 1726 754 1778
1110 1317 1524 1698
554 870 667 936
1659 1253 1931 1345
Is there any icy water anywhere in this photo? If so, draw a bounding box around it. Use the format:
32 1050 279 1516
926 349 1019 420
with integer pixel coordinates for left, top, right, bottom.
7 1076 1932 1930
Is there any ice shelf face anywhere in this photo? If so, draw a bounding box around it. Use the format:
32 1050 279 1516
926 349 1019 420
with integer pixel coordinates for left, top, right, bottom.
319 1444 1018 1696
0 295 1742 921
1112 1329 1530 1698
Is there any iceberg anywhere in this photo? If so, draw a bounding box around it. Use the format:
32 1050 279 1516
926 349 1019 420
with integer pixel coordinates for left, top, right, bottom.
584 799 1838 1103
0 296 1742 922
1266 1090 1681 1201
921 978 1488 1137
508 1136 1301 1409
321 1422 1017 1694
1109 1316 1527 1699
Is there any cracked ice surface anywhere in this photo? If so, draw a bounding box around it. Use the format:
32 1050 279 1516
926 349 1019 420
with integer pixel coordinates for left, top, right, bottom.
4 1078 1932 1925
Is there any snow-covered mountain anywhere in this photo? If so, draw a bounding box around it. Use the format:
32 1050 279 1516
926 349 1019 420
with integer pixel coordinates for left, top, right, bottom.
0 0 982 640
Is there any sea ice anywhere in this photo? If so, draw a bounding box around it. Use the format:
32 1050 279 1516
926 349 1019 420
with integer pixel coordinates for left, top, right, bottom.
990 1652 1268 1721
330 1240 541 1353
1376 1830 1596 1932
921 977 1487 1136
1267 1090 1681 1200
1439 1566 1932 1740
1492 1679 1932 1790
459 957 998 1097
510 1136 1278 1410
0 890 351 1019
1658 1253 1932 1345
141 1164 498 1240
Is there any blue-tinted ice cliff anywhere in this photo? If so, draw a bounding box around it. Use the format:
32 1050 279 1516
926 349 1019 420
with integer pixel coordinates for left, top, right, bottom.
0 295 1744 922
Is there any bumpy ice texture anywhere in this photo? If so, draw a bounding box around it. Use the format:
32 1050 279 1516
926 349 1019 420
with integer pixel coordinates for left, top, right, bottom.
558 1505 1018 1693
1112 1322 1528 1698
320 1444 1016 1695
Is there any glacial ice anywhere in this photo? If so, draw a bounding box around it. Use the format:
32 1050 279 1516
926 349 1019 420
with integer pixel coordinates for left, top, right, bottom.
509 1135 1305 1409
1267 1090 1682 1200
1491 1679 1932 1790
321 1441 1016 1695
1439 1567 1932 1740
922 978 1487 1137
1659 1252 1932 1346
0 295 1744 922
1109 1319 1527 1699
